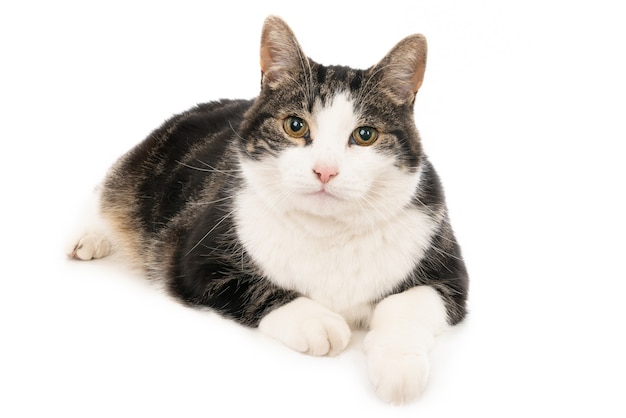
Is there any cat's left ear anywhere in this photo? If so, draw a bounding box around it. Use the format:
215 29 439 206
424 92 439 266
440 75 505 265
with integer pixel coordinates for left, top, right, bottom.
374 34 428 105
260 16 307 86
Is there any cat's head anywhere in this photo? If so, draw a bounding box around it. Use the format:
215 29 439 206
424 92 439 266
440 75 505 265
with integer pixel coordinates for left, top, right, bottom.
238 16 427 226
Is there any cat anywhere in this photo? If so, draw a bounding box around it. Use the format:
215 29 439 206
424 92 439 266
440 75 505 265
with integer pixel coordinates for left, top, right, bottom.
68 16 468 404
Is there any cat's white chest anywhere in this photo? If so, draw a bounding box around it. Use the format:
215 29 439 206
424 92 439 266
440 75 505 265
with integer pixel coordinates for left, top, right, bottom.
235 191 437 326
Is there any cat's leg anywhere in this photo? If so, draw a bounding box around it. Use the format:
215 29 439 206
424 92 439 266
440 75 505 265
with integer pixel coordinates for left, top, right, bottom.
66 187 113 261
364 285 449 404
258 297 352 356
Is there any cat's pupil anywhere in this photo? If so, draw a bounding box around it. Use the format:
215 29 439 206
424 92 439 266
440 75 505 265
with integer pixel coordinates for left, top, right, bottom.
358 127 373 141
290 119 304 132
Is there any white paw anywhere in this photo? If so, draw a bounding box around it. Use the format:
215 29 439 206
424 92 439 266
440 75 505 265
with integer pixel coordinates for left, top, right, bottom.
259 297 351 356
364 331 431 404
68 233 112 260
366 346 429 404
363 286 448 403
66 186 113 261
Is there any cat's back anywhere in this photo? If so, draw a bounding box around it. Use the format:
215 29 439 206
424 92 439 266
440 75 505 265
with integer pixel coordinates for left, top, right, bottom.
111 99 252 179
99 99 252 261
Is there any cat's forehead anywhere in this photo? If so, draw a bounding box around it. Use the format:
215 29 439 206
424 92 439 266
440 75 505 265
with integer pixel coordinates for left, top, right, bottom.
306 63 390 121
310 65 363 106
312 91 359 137
263 62 379 121
314 64 364 97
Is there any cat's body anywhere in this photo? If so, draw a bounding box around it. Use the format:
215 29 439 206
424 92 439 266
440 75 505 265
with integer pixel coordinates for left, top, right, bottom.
70 17 468 404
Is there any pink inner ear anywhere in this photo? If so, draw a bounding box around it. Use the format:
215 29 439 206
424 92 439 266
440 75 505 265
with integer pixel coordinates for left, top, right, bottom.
259 17 304 85
260 41 284 82
378 35 427 103
260 43 273 76
411 60 426 94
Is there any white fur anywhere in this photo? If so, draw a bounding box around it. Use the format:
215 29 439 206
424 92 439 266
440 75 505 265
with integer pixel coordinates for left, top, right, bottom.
236 92 437 326
364 286 449 404
258 297 351 356
66 187 113 260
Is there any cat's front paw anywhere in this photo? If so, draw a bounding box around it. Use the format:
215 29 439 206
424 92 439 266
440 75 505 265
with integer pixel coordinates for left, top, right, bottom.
364 331 430 404
259 297 351 356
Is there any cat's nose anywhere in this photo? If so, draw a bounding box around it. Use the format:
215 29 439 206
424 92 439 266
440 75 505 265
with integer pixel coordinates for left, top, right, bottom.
313 165 338 184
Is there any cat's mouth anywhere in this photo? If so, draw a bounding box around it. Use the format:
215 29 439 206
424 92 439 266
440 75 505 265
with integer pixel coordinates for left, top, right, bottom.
297 190 346 216
307 186 342 200
307 189 338 200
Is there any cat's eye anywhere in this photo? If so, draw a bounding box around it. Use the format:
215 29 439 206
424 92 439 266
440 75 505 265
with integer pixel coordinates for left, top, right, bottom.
283 116 309 138
351 126 379 146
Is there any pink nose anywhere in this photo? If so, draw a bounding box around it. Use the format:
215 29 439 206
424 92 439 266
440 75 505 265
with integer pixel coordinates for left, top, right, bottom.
313 165 338 184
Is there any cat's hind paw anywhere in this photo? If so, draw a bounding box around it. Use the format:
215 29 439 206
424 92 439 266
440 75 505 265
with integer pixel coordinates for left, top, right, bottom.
68 233 112 261
259 297 351 356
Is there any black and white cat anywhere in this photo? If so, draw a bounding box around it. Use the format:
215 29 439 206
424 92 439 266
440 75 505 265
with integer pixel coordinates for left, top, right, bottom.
69 16 468 404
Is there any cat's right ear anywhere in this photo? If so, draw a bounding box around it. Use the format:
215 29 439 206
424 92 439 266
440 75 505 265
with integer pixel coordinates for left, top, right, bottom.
260 16 307 86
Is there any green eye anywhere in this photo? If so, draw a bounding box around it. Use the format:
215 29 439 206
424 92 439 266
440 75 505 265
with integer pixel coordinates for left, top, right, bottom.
283 116 309 138
351 126 379 146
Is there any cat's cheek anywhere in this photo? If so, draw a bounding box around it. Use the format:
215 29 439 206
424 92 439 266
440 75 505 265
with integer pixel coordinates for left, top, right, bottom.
277 149 317 191
258 297 351 356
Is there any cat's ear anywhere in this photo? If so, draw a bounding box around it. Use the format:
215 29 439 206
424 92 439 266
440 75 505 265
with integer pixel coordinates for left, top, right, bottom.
260 16 307 86
374 35 428 105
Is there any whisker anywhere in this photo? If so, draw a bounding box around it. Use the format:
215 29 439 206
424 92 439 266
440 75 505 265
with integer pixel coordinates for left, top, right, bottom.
356 62 412 106
186 195 236 207
355 64 389 104
176 159 242 178
185 208 237 256
228 120 247 143
195 159 242 172
293 36 314 107
175 160 214 172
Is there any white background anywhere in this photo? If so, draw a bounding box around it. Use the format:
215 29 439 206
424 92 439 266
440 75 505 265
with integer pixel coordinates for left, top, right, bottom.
1 1 625 416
